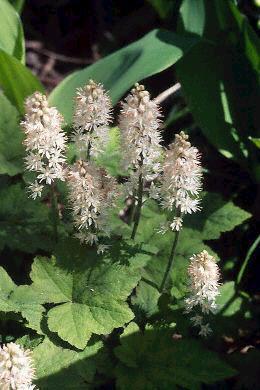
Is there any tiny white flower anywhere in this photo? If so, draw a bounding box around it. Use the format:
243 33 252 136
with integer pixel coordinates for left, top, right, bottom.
97 244 110 255
149 181 160 200
170 217 183 231
157 222 169 235
28 180 44 200
199 323 212 337
190 314 203 326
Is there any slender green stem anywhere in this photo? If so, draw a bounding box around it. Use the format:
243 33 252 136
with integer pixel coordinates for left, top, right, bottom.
131 172 143 240
86 140 91 161
236 234 260 286
50 183 59 242
159 230 180 293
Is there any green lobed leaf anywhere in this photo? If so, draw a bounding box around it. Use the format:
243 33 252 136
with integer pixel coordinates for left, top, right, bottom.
185 192 251 240
0 266 45 333
131 281 160 318
0 49 44 113
0 92 24 175
33 337 103 389
49 29 199 124
115 325 236 389
29 243 142 349
0 0 24 61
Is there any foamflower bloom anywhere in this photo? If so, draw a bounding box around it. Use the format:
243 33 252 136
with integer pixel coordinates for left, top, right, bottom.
119 83 163 195
72 80 112 158
21 92 67 199
0 342 37 390
67 160 118 246
160 131 202 231
185 250 221 337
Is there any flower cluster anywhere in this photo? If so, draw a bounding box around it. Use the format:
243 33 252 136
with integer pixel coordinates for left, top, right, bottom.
72 80 112 158
119 83 162 196
185 250 221 337
67 160 118 246
21 92 67 199
160 131 202 231
0 342 36 389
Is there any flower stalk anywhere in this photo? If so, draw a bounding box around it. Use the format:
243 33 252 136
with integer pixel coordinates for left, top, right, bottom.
50 183 59 242
159 229 180 292
131 169 144 240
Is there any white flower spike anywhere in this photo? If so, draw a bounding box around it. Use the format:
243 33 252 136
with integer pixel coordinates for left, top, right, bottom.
67 160 118 246
185 250 221 337
21 92 67 199
0 342 37 390
119 83 163 196
160 131 202 228
72 80 112 158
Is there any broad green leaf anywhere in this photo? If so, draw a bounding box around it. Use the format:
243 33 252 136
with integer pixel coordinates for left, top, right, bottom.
0 93 24 175
0 183 58 253
34 337 102 389
0 0 24 61
29 257 73 303
30 250 141 349
0 49 44 113
8 0 25 14
216 281 243 317
185 192 251 240
49 29 199 124
179 0 205 36
177 0 259 165
0 266 17 312
132 281 160 318
0 266 45 333
115 325 236 389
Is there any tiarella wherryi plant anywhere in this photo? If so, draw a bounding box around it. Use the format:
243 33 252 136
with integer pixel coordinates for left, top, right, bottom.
13 79 231 386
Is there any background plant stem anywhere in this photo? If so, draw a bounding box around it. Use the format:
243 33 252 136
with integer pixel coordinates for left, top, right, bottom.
236 234 260 286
